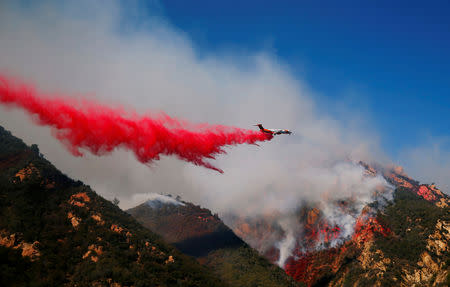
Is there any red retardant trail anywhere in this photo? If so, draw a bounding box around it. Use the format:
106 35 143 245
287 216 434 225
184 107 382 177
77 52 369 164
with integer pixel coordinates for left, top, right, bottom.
0 75 272 173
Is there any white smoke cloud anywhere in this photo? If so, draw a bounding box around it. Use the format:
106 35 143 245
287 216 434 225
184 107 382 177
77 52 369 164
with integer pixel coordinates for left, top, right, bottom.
221 162 393 267
0 0 395 267
276 216 299 267
133 192 185 208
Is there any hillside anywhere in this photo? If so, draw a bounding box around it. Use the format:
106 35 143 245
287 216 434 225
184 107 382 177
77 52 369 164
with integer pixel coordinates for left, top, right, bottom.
225 163 450 286
0 126 227 287
128 197 300 287
2 122 448 287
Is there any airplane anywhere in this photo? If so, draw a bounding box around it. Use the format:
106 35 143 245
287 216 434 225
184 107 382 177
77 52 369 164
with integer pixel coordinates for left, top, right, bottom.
254 124 292 135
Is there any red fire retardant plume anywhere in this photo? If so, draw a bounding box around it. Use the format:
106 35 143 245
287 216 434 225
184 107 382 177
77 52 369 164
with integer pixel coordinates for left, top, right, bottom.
0 74 272 173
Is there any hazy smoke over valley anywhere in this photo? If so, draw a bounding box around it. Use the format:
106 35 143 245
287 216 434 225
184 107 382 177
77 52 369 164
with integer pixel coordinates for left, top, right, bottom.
0 0 403 267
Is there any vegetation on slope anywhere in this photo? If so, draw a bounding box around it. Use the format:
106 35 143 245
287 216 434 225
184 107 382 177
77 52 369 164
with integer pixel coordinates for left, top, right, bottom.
0 126 227 287
129 201 301 287
327 186 450 287
374 187 450 286
376 187 448 261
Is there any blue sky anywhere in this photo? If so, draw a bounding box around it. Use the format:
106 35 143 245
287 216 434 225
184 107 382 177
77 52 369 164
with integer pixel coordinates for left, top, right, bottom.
151 0 450 158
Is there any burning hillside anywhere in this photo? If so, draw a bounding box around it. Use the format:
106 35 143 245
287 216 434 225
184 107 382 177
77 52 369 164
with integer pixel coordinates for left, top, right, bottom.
224 162 450 286
224 163 393 263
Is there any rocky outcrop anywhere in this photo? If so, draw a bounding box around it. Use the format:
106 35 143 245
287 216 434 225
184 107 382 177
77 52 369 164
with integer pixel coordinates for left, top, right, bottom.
83 244 104 262
402 219 450 286
69 192 91 208
0 230 40 261
67 211 81 228
165 255 175 264
110 224 124 233
91 213 105 225
15 163 40 181
427 220 449 256
357 241 391 281
21 241 41 259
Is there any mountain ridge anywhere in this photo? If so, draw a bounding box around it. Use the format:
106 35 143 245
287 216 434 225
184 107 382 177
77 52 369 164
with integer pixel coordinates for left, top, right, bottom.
128 196 300 287
0 125 228 286
1 123 448 286
223 161 450 286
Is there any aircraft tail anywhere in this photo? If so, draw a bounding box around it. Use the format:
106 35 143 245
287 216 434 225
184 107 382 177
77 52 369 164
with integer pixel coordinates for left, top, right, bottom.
254 124 264 131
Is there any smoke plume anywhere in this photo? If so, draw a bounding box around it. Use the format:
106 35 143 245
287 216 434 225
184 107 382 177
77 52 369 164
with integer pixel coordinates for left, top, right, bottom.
0 0 400 269
0 75 271 173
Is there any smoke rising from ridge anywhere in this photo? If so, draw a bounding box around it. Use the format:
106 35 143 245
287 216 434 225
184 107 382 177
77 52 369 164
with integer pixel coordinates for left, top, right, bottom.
0 0 395 267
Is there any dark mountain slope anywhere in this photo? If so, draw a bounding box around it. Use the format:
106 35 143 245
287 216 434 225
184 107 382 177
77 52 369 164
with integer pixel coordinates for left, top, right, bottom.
128 199 301 287
0 126 227 287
